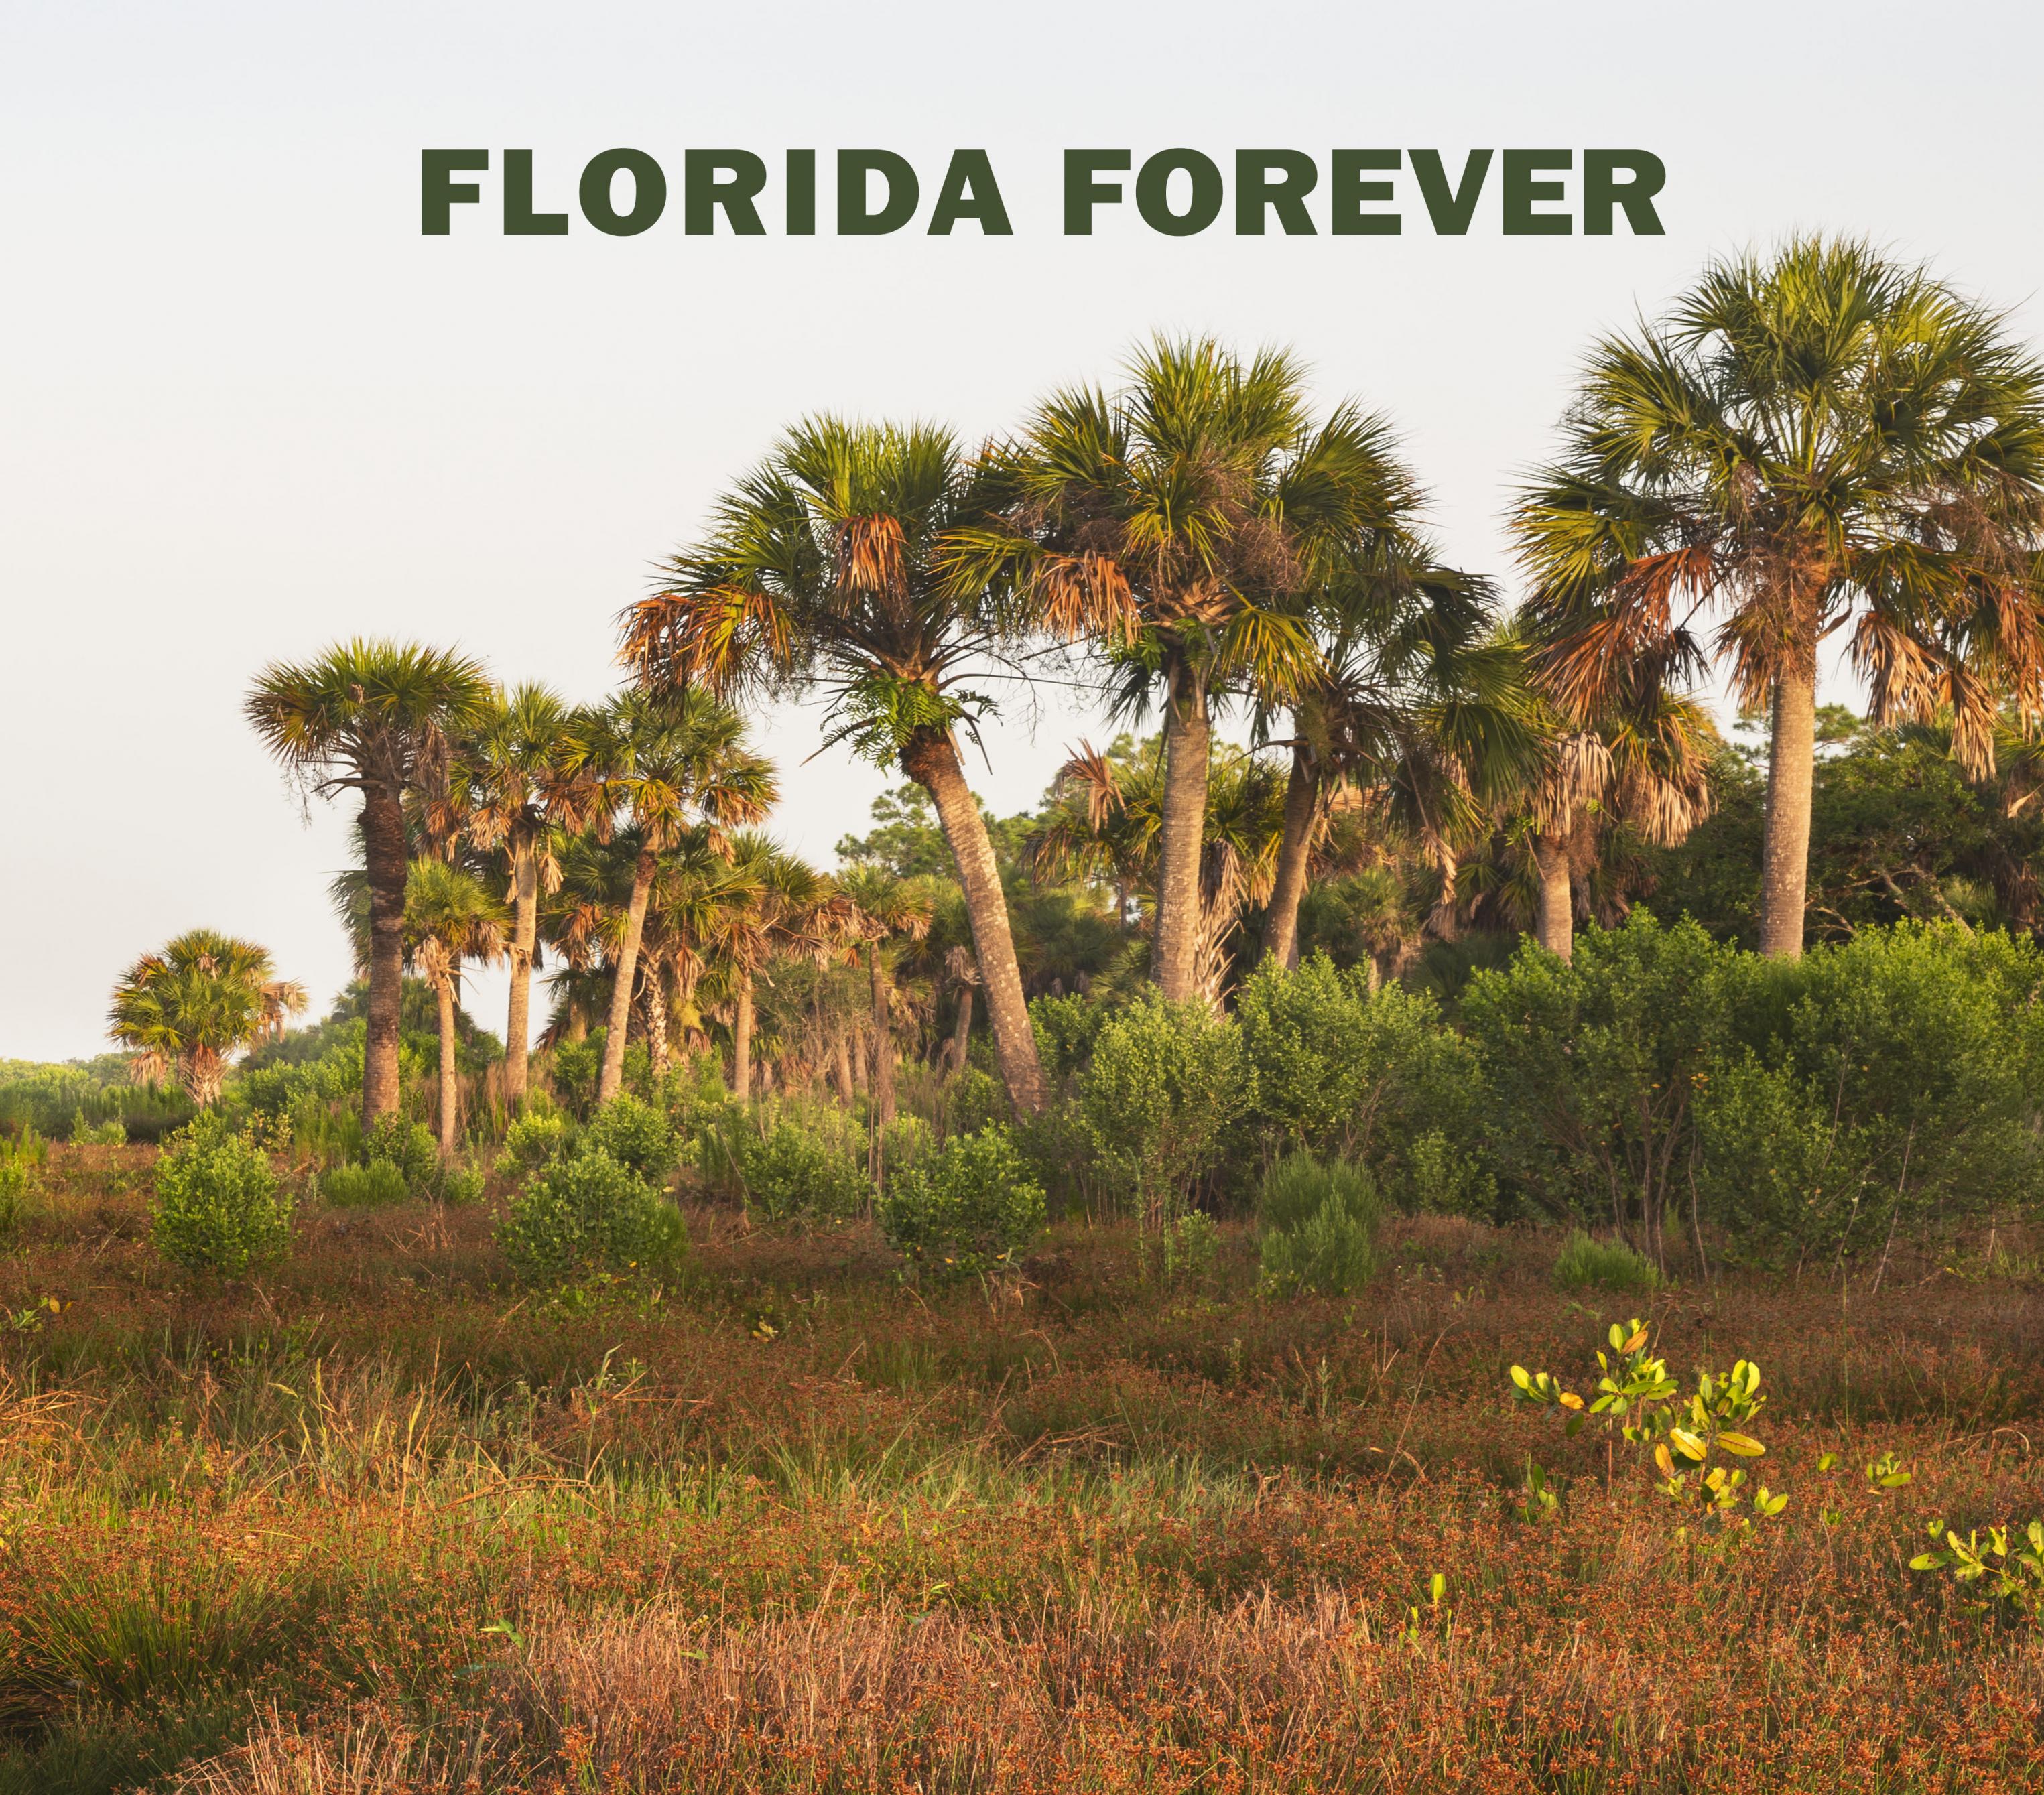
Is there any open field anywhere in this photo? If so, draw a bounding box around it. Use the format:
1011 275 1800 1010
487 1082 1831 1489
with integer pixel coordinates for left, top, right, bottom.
3 1144 2041 1793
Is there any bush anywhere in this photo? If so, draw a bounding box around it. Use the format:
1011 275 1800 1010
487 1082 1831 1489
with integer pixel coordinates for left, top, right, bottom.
737 1113 871 1223
438 1160 486 1206
151 1114 293 1276
580 1093 682 1185
1029 992 1110 1079
877 1126 1045 1281
1257 1151 1383 1297
1076 995 1247 1225
321 1160 409 1208
69 1115 126 1146
0 1160 26 1244
1552 1228 1662 1293
497 1149 684 1287
499 1107 571 1174
362 1114 440 1195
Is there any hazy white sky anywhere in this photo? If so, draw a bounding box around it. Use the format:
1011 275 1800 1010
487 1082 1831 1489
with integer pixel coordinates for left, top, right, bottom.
5 1 2042 1059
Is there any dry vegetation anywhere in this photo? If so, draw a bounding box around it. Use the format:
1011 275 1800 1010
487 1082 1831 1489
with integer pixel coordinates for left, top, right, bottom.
3 1144 2042 1792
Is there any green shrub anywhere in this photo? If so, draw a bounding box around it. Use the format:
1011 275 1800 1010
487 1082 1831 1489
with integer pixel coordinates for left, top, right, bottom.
1552 1228 1663 1293
580 1093 682 1185
737 1114 871 1223
0 1160 27 1244
497 1149 683 1286
1076 995 1247 1225
500 1107 572 1174
938 1065 1008 1139
1257 1151 1383 1297
151 1114 293 1276
547 1031 653 1120
1145 1208 1219 1286
437 1160 486 1206
1029 992 1110 1079
362 1114 439 1194
69 1114 126 1146
320 1160 409 1209
877 1126 1045 1280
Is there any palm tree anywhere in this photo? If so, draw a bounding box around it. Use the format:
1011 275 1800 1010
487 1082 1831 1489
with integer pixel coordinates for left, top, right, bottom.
245 641 493 1125
403 858 509 1155
1515 237 2044 958
1521 683 1718 961
836 866 934 1150
1259 567 1537 968
621 417 1050 1116
955 337 1425 1002
450 684 588 1110
575 689 777 1106
109 929 307 1106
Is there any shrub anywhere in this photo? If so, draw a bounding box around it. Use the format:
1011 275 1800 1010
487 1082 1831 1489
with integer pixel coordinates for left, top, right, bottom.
737 1114 871 1223
151 1114 293 1275
362 1114 440 1195
548 1031 653 1120
438 1160 486 1206
938 1065 1008 1139
1145 1208 1219 1286
1029 992 1110 1079
878 1126 1045 1281
500 1107 572 1174
0 1160 26 1244
580 1093 682 1185
1552 1228 1662 1293
1257 1151 1383 1297
1076 995 1247 1225
497 1149 683 1286
69 1114 126 1146
321 1160 409 1209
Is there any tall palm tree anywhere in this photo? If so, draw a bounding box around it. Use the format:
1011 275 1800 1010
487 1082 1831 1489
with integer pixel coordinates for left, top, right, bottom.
403 858 510 1155
621 417 1050 1116
955 337 1425 1002
109 929 307 1106
450 684 588 1110
245 641 493 1125
1259 567 1537 968
1515 237 2044 958
575 689 777 1106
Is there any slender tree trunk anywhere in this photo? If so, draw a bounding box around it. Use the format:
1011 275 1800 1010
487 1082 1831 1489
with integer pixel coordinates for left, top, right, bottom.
598 848 655 1104
1758 634 1820 959
1263 745 1319 970
948 982 974 1075
732 970 754 1101
645 961 669 1081
504 834 539 1108
1533 832 1574 961
868 946 895 1127
360 785 409 1130
434 976 460 1159
834 1030 855 1103
900 727 1047 1114
1153 659 1212 1004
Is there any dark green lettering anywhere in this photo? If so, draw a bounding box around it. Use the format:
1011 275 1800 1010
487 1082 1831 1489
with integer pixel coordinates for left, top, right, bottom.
421 149 487 235
1236 149 1318 235
1502 149 1572 235
1408 149 1492 235
1135 149 1223 237
579 149 667 235
1330 150 1400 236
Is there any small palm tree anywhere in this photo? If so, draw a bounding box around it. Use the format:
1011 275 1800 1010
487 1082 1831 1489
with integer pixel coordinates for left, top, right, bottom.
623 417 1050 1115
403 859 510 1156
956 337 1425 1002
1516 237 2044 958
574 689 777 1105
245 641 493 1126
109 929 307 1106
836 866 934 1152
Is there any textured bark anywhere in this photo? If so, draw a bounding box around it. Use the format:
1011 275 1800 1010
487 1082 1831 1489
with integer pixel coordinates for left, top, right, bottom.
1533 832 1574 962
1759 638 1820 959
1263 746 1319 971
598 848 655 1104
901 728 1047 1114
1153 659 1212 1004
503 836 539 1108
868 948 895 1126
833 1031 855 1101
645 965 669 1080
948 982 974 1075
359 786 409 1129
732 972 754 1101
434 978 460 1158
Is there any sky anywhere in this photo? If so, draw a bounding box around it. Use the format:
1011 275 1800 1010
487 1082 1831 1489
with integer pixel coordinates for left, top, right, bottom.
5 1 2043 1060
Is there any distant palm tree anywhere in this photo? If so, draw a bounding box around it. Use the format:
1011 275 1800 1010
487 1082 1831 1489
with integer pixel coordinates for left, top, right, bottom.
1516 237 2044 958
837 866 934 1150
245 641 493 1125
109 929 306 1106
403 858 509 1156
574 689 777 1106
623 417 1050 1116
956 337 1424 1002
450 683 588 1110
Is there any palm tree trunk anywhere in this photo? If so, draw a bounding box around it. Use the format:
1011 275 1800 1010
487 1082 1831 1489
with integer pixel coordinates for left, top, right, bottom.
360 785 409 1130
1533 832 1574 961
1153 659 1212 1003
597 848 655 1104
181 1049 225 1110
948 982 974 1075
1758 638 1819 959
900 727 1047 1114
503 835 539 1108
434 976 460 1158
834 1029 855 1102
732 970 754 1100
1263 745 1319 970
868 946 895 1127
645 963 669 1081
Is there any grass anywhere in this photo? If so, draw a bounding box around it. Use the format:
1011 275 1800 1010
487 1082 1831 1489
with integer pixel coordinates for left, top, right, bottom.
0 1144 2041 1790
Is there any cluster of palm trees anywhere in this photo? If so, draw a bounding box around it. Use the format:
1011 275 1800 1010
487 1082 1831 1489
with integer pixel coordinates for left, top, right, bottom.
200 235 2044 1138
